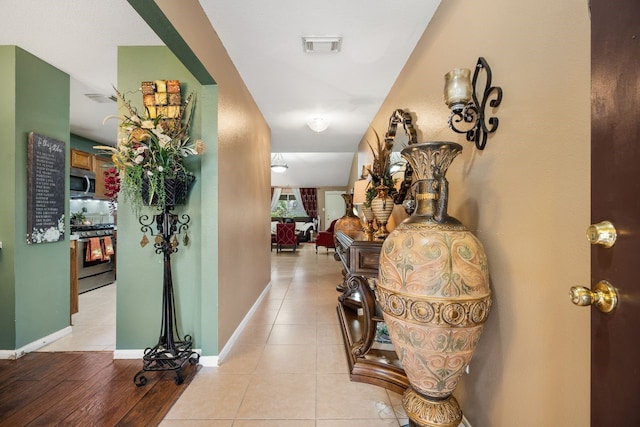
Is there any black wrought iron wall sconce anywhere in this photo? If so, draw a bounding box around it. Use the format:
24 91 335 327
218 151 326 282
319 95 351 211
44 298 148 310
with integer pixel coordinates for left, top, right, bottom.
444 57 502 150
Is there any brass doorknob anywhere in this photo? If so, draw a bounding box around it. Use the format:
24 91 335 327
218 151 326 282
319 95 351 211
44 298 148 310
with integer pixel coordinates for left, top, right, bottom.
586 221 617 247
569 280 618 313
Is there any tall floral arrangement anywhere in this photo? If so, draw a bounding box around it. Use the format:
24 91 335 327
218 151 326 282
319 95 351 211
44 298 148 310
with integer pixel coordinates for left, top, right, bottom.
365 129 397 207
95 80 205 212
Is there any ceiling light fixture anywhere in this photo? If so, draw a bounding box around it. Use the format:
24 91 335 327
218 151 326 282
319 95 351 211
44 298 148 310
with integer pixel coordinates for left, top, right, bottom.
271 153 288 173
302 36 342 53
307 117 329 133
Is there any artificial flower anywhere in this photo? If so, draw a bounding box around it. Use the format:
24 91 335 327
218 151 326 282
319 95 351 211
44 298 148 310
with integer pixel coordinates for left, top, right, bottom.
95 85 204 211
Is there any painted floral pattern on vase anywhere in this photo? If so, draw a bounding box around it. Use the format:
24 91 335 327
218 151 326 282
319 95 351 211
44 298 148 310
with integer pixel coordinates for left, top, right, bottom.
377 226 490 398
380 228 488 298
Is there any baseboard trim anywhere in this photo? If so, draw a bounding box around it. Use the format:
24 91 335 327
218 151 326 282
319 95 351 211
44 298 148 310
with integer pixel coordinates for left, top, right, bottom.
113 349 144 359
0 326 73 359
198 355 219 367
216 281 273 364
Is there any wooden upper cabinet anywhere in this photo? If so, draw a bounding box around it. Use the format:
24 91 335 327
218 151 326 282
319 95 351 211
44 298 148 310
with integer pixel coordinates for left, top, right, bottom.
70 149 112 200
93 156 111 200
70 149 93 170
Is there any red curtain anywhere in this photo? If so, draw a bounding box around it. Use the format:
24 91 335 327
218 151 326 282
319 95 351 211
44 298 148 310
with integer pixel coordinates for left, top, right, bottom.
299 188 317 218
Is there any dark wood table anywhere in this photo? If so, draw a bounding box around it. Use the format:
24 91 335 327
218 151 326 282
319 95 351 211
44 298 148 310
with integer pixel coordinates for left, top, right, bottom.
334 230 409 394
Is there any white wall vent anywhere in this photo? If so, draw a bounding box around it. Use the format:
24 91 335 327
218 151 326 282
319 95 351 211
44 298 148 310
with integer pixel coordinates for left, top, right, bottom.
85 94 117 103
302 36 342 53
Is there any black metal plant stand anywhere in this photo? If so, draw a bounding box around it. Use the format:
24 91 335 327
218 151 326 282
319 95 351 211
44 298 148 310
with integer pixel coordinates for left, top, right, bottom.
133 204 199 386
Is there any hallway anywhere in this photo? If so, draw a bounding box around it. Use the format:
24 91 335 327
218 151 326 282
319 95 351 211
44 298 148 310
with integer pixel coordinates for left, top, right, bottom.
161 242 409 426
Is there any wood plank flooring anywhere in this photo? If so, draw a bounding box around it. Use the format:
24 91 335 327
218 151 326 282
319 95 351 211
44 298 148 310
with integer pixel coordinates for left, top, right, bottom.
0 352 197 426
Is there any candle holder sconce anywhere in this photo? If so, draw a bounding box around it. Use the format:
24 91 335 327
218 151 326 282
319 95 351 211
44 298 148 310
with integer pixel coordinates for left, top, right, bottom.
444 57 503 150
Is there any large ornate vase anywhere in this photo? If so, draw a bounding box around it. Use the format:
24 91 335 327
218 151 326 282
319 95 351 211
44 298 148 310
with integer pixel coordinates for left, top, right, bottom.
375 142 491 427
333 193 362 245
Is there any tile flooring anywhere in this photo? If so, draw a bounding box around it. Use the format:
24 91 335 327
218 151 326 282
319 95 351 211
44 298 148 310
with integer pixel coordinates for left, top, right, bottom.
38 282 116 352
38 243 410 426
162 242 409 426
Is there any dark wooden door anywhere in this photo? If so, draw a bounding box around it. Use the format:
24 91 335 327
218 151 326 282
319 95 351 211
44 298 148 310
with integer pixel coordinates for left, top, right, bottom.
591 1 640 425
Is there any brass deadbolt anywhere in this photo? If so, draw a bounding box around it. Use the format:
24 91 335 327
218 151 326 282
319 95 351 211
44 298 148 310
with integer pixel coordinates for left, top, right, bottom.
569 280 618 313
586 221 617 247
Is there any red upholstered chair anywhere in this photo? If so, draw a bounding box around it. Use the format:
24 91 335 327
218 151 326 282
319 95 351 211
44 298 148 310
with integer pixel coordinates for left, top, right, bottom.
276 223 298 252
315 219 337 253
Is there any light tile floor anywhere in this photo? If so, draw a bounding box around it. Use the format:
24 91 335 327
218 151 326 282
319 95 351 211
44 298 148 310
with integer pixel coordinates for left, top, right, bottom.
38 282 116 352
161 242 410 426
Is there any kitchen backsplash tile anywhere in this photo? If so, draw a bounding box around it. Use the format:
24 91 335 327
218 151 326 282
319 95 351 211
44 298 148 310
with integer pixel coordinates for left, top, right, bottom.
70 199 115 225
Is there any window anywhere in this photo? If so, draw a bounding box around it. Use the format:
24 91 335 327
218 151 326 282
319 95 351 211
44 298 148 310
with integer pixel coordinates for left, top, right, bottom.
272 194 307 217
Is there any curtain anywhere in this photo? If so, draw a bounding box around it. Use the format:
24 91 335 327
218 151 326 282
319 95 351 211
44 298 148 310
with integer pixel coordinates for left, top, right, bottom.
299 188 317 219
291 188 308 216
270 187 282 212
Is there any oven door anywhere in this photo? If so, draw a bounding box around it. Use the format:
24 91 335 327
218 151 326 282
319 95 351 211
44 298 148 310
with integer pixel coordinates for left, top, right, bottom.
77 237 115 293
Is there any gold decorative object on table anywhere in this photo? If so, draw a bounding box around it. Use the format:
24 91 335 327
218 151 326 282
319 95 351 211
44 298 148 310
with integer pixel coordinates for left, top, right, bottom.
361 205 375 241
370 185 394 239
333 193 363 245
364 109 419 236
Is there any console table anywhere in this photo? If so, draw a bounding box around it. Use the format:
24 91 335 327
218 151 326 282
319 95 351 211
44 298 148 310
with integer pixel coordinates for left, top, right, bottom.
334 230 409 394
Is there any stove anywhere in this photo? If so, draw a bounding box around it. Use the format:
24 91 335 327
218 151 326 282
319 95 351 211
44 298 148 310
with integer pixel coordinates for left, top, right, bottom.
72 223 116 293
71 223 115 238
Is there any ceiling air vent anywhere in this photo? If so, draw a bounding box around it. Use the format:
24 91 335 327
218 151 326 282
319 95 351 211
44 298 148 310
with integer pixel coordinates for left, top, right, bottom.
302 36 342 53
85 94 117 103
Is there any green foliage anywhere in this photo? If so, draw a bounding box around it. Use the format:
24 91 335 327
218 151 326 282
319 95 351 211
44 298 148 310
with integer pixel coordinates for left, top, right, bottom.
271 200 289 218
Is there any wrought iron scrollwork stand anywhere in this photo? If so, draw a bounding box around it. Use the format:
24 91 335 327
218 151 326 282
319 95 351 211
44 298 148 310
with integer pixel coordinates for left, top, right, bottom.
133 204 200 386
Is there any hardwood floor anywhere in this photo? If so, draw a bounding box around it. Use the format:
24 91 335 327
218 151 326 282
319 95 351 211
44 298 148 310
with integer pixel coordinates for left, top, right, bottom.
0 351 197 426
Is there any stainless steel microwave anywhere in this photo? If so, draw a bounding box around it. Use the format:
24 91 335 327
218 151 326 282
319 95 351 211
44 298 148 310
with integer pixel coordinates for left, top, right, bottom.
70 167 96 198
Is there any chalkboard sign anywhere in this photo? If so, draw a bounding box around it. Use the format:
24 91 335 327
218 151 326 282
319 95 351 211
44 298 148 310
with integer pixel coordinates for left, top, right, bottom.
27 132 66 244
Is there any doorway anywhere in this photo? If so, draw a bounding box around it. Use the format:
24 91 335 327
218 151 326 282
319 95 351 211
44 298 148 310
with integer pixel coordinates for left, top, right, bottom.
324 191 346 230
38 283 116 352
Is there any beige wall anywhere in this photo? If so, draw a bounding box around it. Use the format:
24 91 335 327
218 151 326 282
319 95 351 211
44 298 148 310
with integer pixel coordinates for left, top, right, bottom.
359 1 591 425
157 0 272 350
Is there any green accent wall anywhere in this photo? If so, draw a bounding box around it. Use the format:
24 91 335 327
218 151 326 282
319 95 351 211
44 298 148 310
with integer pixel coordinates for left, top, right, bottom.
70 133 102 154
0 47 18 350
116 46 218 354
0 46 70 351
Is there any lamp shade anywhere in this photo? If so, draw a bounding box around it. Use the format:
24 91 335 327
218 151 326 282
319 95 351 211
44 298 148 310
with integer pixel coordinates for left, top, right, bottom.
353 179 369 205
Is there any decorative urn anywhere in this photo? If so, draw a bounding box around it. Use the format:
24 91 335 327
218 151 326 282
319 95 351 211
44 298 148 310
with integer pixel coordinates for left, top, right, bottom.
375 142 491 427
333 193 363 244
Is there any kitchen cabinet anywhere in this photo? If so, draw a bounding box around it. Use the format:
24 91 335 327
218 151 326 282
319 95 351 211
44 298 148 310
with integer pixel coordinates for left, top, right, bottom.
70 239 78 316
93 156 111 200
70 149 93 170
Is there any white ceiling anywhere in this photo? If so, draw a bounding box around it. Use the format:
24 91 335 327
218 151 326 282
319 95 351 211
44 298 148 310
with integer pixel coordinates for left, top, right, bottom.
1 0 440 188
